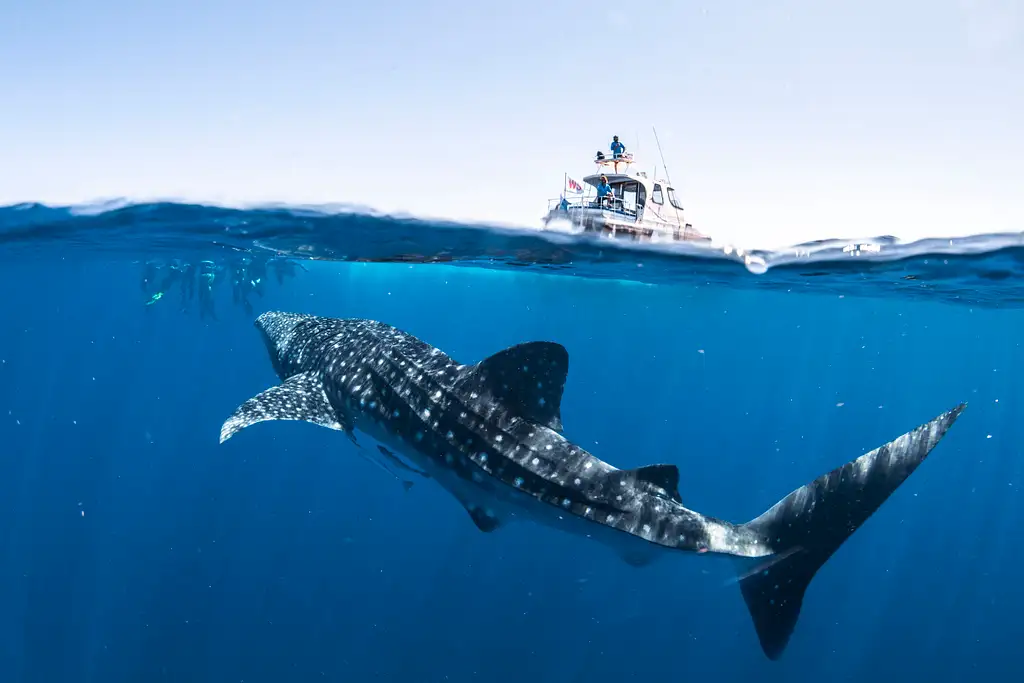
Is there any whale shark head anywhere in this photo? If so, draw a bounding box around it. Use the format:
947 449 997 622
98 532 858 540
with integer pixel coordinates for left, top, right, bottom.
255 311 306 347
254 311 322 379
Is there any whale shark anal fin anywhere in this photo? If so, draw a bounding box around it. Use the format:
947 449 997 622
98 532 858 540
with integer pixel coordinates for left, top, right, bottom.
617 549 656 567
467 508 502 532
458 500 503 533
219 371 346 443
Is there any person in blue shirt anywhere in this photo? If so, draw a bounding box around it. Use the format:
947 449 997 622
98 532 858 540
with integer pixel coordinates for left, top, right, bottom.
596 175 613 207
610 135 626 158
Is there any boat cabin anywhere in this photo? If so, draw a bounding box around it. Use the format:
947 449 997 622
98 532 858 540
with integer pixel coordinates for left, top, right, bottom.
545 147 708 242
564 154 685 220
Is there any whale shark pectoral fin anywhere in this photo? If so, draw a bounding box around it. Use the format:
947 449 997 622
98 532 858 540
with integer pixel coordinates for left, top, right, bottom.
458 341 569 432
219 371 345 443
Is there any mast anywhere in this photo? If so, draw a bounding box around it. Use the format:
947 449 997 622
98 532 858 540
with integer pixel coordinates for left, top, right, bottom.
653 126 683 236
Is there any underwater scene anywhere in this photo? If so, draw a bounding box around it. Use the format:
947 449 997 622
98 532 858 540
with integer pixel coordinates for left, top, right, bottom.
0 202 1022 682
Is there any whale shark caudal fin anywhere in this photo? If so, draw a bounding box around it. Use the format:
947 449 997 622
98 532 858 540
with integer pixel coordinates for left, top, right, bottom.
735 403 966 660
219 371 348 444
456 341 569 432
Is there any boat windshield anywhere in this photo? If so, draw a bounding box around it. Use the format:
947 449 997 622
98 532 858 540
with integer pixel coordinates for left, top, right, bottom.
666 187 683 210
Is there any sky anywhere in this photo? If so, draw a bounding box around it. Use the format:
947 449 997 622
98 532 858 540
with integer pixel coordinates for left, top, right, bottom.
0 0 1021 248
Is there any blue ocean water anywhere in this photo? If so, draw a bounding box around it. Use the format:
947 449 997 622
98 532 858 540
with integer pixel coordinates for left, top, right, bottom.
0 202 1021 682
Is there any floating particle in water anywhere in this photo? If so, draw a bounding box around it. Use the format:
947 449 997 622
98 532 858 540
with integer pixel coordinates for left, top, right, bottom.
836 402 845 407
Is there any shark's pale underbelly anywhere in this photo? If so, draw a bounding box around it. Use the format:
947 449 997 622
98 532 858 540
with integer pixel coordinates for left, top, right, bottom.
350 413 667 564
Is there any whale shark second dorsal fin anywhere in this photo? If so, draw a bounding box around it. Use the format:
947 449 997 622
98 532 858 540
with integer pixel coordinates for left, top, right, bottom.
610 464 682 504
457 341 569 432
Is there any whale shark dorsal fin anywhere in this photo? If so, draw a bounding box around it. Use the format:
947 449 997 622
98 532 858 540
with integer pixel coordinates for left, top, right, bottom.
219 371 347 443
458 341 569 432
614 464 682 504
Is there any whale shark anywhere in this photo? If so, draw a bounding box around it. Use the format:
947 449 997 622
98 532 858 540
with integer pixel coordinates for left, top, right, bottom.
220 311 966 660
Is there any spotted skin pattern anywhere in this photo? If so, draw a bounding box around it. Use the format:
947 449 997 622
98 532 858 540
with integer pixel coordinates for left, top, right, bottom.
222 313 732 550
220 311 966 660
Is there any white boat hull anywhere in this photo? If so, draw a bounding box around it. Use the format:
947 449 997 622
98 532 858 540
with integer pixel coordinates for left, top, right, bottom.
543 207 709 243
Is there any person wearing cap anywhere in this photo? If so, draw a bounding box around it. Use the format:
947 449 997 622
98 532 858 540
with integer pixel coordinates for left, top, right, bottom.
610 135 626 158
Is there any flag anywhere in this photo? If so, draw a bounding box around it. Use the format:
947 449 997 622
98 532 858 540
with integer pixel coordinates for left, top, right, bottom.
566 177 584 193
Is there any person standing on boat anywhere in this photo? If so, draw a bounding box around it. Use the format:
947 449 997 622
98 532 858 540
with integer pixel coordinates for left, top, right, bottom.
596 175 614 207
610 135 626 158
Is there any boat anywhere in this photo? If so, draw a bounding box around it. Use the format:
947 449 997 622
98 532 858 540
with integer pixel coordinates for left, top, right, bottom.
543 143 710 243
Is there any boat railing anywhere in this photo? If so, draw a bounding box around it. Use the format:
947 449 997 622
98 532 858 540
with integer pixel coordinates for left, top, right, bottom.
547 195 639 219
594 152 634 164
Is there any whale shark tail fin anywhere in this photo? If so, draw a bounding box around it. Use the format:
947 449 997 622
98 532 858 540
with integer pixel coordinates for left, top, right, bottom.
735 403 966 661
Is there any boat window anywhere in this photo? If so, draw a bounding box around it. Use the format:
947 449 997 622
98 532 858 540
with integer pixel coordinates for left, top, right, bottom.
605 181 640 214
667 187 683 210
622 183 637 210
652 184 664 204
